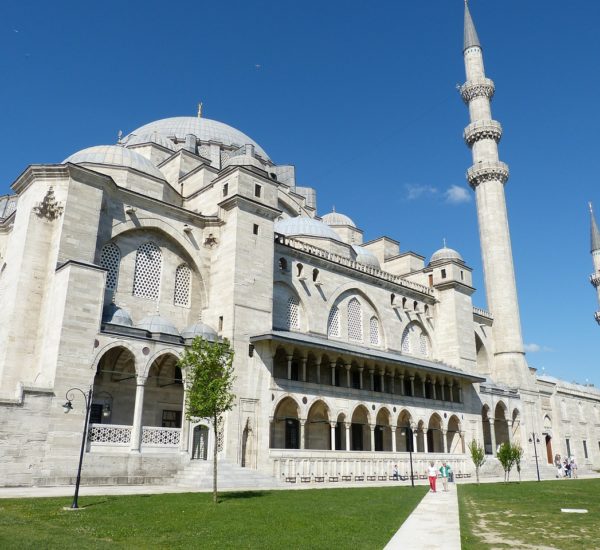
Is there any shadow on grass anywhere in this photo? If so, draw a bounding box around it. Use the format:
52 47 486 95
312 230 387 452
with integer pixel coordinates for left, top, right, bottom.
218 491 268 502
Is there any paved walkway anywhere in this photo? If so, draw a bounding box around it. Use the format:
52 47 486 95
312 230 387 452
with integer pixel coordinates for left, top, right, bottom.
384 480 460 550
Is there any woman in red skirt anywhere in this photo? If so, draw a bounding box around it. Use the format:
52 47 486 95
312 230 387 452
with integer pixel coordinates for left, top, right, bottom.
427 461 437 492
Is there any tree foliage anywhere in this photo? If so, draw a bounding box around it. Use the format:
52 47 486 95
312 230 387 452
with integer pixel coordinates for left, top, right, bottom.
179 336 235 503
497 442 516 482
512 443 524 482
468 439 486 484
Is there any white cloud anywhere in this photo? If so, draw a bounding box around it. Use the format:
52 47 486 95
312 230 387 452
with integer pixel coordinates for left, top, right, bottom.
405 183 438 200
524 343 554 353
445 185 471 204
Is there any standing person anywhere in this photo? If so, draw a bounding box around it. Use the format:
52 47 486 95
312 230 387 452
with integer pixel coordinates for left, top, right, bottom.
571 457 578 479
554 454 562 478
564 458 571 478
392 464 399 480
427 461 437 493
439 462 451 492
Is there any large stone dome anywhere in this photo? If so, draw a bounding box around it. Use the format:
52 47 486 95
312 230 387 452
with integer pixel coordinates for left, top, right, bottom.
181 321 219 342
135 315 180 337
64 145 165 180
125 132 175 151
275 216 341 241
126 117 270 160
352 245 380 268
322 210 356 228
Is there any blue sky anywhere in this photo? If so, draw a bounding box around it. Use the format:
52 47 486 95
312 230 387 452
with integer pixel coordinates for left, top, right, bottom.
1 0 598 384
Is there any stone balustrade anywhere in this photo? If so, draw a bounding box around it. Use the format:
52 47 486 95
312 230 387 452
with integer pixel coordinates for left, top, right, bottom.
275 234 434 297
460 77 495 104
467 161 510 189
89 424 132 445
463 119 502 147
473 307 493 320
88 423 181 450
142 426 181 447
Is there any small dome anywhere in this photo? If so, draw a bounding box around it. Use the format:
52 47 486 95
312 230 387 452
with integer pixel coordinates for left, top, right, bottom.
430 246 464 263
136 315 180 336
322 211 356 228
181 321 218 342
64 145 165 180
275 216 341 241
352 245 380 269
102 303 133 327
125 132 175 151
125 117 270 160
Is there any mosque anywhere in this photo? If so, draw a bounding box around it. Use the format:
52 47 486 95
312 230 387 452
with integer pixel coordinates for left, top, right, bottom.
0 3 599 487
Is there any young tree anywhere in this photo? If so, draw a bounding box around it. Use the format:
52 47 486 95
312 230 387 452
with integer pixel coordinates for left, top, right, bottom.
512 443 524 482
497 442 516 482
468 439 486 484
180 336 235 503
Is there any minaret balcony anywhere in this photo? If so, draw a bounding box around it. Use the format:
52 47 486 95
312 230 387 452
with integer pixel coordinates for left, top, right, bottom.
595 311 600 325
464 120 502 147
590 273 600 288
460 78 495 104
466 161 509 189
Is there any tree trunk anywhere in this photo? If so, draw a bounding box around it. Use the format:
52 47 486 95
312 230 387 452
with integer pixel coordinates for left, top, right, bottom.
213 414 218 504
476 467 480 485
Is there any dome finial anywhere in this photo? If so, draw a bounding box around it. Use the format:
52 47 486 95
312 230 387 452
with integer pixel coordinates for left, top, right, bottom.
332 205 336 212
197 102 203 119
117 130 123 144
443 237 447 248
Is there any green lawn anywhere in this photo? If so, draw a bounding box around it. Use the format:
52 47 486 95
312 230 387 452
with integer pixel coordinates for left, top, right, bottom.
0 486 427 549
459 479 600 549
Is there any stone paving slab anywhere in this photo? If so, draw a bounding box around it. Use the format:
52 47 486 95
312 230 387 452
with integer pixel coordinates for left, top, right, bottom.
384 481 460 550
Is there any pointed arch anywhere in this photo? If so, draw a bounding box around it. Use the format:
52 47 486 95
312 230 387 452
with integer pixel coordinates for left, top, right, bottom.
401 321 431 358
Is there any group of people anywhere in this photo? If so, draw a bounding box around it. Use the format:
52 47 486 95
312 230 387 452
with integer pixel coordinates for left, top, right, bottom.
392 462 452 492
554 454 578 478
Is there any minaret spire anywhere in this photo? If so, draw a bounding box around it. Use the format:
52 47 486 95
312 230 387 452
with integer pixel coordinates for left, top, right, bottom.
460 3 531 386
463 0 481 51
588 202 600 325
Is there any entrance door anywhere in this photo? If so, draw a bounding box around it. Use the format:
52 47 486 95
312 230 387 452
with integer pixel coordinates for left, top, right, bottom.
545 435 553 464
192 425 209 460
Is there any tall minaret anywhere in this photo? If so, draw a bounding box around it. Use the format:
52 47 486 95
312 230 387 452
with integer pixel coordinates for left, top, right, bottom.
461 1 531 386
589 203 600 324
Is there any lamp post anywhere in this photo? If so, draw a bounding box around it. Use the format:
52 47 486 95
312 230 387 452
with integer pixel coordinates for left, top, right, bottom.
62 386 93 509
401 426 415 487
528 432 541 482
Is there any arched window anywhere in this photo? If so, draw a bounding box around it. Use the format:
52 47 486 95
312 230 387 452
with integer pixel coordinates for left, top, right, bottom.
174 263 191 307
327 306 340 337
347 298 362 341
402 323 430 358
419 333 429 356
287 296 300 330
100 243 120 291
369 316 380 345
133 242 162 300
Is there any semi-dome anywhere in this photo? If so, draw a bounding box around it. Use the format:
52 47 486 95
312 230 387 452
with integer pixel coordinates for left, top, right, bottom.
125 132 175 151
135 315 180 336
125 117 270 160
102 303 133 327
275 216 341 241
322 211 356 228
430 246 464 263
351 245 381 269
181 321 219 342
64 145 165 180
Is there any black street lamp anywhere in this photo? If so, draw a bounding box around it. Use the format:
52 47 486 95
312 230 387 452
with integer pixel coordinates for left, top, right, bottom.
528 432 541 482
401 426 415 487
62 386 93 509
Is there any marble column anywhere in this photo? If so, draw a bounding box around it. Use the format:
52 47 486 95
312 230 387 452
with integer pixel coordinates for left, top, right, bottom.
410 375 415 397
423 429 429 453
315 360 321 384
330 362 336 386
389 371 395 394
489 417 497 456
345 364 351 388
379 369 385 393
399 374 405 396
432 378 437 400
442 429 448 453
330 422 337 450
300 419 306 450
301 356 307 382
370 424 376 452
345 422 351 451
286 354 293 380
441 381 446 402
391 426 397 453
358 366 364 390
449 382 454 403
130 376 147 452
369 369 375 391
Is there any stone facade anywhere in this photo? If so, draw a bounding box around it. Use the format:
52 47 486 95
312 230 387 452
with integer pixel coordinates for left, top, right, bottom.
0 4 599 487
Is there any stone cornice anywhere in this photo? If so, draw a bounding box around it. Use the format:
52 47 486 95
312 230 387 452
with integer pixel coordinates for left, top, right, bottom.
467 161 510 189
460 78 495 104
463 120 503 147
219 193 282 220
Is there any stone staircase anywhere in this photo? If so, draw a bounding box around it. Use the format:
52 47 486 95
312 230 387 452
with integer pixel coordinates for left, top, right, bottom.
480 456 558 481
171 459 285 490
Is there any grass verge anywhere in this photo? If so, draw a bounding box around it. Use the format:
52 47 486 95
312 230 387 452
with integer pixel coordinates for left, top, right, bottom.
0 486 426 549
458 478 600 549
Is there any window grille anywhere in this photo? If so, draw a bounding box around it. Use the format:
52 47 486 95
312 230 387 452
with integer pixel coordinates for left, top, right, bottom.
327 306 340 337
401 324 412 353
133 242 162 300
347 298 362 341
100 243 120 290
369 316 380 345
174 264 191 307
419 333 429 356
287 295 300 330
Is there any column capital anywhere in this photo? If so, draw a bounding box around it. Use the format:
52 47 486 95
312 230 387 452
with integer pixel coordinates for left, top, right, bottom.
136 375 147 386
